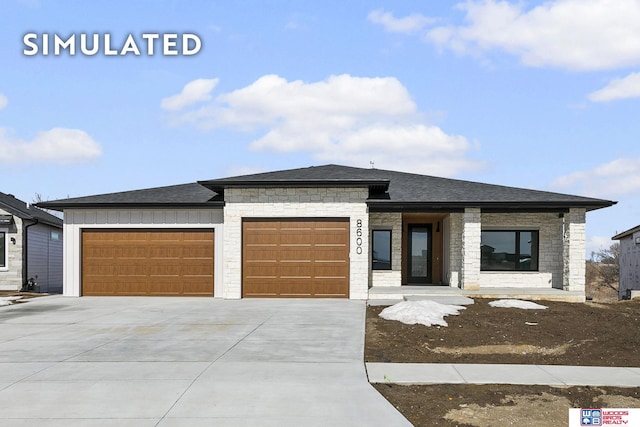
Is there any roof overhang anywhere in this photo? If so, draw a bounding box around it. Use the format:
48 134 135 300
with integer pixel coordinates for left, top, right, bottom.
36 202 225 212
612 225 640 240
198 179 390 194
367 200 617 213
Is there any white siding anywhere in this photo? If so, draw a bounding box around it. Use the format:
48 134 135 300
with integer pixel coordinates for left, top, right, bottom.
63 209 224 297
223 187 369 299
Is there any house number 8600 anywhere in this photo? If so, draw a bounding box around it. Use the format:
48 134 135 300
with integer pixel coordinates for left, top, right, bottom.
355 219 363 254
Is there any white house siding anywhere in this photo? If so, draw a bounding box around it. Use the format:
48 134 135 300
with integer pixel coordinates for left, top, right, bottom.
618 231 640 299
63 209 224 297
369 212 402 287
26 223 63 293
462 208 481 290
480 212 564 289
223 187 369 299
563 208 586 292
0 209 23 291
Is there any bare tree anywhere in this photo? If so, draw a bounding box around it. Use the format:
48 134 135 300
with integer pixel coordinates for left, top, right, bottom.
31 193 63 219
587 243 620 292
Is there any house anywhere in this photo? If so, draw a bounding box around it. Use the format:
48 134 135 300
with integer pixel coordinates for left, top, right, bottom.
38 164 615 301
612 225 640 299
1 192 64 293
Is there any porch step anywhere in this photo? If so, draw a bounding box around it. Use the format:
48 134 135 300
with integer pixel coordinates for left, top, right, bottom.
367 286 585 303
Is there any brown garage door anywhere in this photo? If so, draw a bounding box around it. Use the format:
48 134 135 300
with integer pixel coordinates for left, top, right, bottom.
243 219 349 298
82 230 214 296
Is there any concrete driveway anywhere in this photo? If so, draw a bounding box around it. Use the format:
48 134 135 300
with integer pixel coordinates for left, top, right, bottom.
0 296 411 426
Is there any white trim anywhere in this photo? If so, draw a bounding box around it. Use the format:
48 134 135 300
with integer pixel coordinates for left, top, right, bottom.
63 209 224 297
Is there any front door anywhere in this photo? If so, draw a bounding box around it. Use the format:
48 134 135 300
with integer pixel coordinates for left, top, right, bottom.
407 224 432 284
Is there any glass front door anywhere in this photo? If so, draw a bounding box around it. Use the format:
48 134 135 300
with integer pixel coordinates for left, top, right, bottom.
407 224 432 284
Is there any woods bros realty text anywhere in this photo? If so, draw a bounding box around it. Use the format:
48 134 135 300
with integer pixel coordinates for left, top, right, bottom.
23 33 202 56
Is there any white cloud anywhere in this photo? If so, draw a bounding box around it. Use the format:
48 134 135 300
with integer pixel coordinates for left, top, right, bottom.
161 78 219 111
424 0 640 71
586 235 616 257
367 9 435 34
0 93 7 110
0 128 102 164
551 158 640 198
166 74 483 176
588 72 640 102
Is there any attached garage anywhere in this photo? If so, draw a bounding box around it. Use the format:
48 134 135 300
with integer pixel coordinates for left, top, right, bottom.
82 229 214 296
242 219 350 298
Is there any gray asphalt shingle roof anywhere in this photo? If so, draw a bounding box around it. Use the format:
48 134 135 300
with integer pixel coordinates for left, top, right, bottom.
200 164 615 211
0 192 63 227
38 164 615 212
38 183 222 211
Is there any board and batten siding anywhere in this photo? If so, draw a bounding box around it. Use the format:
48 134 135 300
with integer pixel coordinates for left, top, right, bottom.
63 209 224 297
26 223 63 293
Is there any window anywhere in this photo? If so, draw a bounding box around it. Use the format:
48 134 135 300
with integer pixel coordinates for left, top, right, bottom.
372 229 392 270
0 230 6 269
50 231 60 241
481 230 539 271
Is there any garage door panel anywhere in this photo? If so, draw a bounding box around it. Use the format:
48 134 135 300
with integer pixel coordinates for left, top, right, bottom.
279 248 313 261
244 265 278 278
82 230 214 297
314 264 348 276
243 219 349 298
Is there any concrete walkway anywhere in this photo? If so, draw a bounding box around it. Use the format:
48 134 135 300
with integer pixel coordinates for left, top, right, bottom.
0 296 411 426
367 363 640 387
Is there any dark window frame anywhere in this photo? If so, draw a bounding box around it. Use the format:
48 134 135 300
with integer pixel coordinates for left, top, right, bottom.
0 230 7 269
372 229 392 270
480 229 539 272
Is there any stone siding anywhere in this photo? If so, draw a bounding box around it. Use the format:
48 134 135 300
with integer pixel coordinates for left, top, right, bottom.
461 208 481 290
369 212 402 287
481 212 564 289
0 209 23 291
447 213 463 287
563 208 586 292
223 187 369 299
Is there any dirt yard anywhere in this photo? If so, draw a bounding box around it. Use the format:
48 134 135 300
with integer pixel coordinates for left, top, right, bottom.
365 298 640 426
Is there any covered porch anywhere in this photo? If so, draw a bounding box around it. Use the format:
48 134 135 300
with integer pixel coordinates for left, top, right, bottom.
368 208 588 302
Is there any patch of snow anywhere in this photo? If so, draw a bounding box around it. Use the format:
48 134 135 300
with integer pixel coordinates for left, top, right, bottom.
489 299 548 310
0 296 23 306
379 300 466 327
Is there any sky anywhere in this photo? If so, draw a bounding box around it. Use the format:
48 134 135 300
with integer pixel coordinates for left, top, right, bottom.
1 0 639 257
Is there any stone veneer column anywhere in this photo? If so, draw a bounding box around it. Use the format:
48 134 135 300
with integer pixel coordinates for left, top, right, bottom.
461 208 481 290
563 208 586 292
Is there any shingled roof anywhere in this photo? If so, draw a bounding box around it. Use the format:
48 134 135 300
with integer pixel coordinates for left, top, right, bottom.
0 192 63 227
199 164 615 212
38 164 615 212
38 183 222 211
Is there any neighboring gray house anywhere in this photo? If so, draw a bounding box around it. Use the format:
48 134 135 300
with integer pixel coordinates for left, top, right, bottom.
38 164 615 301
612 225 640 299
0 192 63 293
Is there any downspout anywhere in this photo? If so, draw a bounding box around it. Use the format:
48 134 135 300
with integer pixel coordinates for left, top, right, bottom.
22 218 39 291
